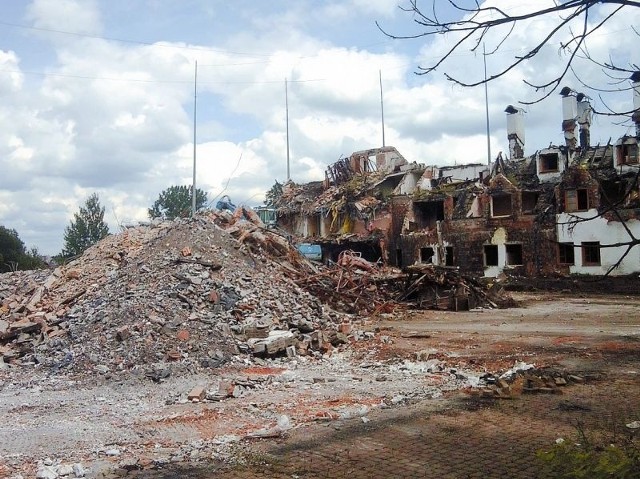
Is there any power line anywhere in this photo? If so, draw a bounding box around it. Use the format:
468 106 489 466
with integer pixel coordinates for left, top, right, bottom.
0 20 274 57
0 68 325 85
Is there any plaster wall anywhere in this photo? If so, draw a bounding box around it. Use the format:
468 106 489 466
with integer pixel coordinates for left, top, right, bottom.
557 210 640 275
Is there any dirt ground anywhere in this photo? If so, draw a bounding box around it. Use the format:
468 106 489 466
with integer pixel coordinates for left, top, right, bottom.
1 292 639 478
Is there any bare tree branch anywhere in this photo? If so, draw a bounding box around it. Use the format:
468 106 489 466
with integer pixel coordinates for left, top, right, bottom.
381 0 640 111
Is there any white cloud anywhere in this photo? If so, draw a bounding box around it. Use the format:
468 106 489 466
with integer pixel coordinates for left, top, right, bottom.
26 0 102 35
0 0 636 255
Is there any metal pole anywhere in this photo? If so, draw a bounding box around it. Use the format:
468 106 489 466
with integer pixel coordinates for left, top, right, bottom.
285 78 290 181
380 70 386 147
192 60 198 217
483 44 491 165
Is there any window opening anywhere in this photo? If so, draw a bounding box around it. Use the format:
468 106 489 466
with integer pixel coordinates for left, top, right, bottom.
558 242 575 265
616 142 639 165
445 246 454 266
484 245 499 266
582 242 601 266
491 194 512 217
565 189 589 212
413 200 445 229
420 247 434 264
539 153 559 173
505 244 523 265
522 191 539 214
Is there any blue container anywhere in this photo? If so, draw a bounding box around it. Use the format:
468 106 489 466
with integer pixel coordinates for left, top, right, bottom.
297 243 322 261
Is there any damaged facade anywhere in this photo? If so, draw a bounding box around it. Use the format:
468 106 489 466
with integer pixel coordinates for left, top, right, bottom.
273 74 640 278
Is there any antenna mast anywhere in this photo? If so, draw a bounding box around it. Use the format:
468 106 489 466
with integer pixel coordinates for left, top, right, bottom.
285 78 290 181
379 70 386 147
483 44 491 165
191 60 198 217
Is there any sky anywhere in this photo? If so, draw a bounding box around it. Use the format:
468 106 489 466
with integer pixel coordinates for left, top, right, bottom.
1 0 639 255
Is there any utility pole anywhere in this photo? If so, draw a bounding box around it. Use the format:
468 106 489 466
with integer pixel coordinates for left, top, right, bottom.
191 60 198 217
285 78 290 181
379 70 386 148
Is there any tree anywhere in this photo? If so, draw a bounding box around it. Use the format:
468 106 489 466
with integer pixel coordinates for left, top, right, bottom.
0 226 46 272
265 181 284 207
61 193 110 258
0 226 26 272
380 1 640 113
148 185 208 220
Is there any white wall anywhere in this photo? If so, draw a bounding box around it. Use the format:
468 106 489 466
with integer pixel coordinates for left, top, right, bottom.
536 148 566 183
397 171 420 195
439 164 489 182
484 227 507 278
557 210 640 275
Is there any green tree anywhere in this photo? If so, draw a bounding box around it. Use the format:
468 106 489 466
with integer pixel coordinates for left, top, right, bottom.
20 246 46 270
0 227 46 272
61 193 110 258
148 185 208 219
0 226 26 272
265 180 283 207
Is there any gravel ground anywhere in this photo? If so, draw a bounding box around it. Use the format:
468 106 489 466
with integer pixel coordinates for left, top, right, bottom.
1 292 639 478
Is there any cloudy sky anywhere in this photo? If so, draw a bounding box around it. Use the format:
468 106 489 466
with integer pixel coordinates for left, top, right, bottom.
1 0 639 255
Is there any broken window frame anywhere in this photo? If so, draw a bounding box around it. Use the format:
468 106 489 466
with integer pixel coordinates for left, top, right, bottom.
491 193 513 218
538 152 560 173
444 246 454 266
616 142 639 166
483 244 499 266
581 241 601 266
420 247 435 264
564 188 589 212
413 200 445 229
557 242 575 265
521 191 539 215
505 243 523 266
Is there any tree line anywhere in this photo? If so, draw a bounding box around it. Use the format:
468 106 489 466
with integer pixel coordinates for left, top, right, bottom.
0 185 209 273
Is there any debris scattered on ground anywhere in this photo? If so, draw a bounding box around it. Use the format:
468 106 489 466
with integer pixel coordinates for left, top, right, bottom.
470 365 588 399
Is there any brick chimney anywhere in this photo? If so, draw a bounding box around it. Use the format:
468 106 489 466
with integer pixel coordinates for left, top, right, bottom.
505 105 525 159
576 93 592 149
560 86 577 151
632 71 640 138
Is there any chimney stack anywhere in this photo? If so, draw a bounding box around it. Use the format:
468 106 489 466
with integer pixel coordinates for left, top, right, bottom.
576 93 592 149
632 71 640 138
560 86 577 151
505 105 525 159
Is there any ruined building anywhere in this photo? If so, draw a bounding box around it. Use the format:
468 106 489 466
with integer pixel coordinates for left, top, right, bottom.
273 74 640 278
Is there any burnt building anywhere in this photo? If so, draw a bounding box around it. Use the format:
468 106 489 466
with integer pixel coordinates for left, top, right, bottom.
272 76 640 278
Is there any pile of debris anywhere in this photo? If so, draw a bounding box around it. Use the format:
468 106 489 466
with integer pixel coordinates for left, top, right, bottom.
0 205 516 377
292 251 398 315
396 264 515 311
0 212 351 375
471 364 589 399
291 257 514 314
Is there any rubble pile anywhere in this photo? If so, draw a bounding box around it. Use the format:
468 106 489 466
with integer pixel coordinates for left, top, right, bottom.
292 251 399 315
397 264 515 310
0 204 517 378
0 214 350 375
471 365 588 399
287 257 514 313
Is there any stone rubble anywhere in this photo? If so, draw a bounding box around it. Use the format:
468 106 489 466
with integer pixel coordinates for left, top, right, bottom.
0 213 354 376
